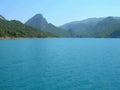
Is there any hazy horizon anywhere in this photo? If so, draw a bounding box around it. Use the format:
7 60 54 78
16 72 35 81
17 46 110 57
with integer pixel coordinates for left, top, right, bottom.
1 0 120 26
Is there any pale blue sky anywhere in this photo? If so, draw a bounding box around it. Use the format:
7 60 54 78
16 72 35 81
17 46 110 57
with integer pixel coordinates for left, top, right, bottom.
0 0 120 26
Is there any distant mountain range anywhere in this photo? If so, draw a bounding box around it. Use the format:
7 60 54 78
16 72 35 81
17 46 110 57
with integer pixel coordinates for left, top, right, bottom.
1 14 120 38
60 16 120 38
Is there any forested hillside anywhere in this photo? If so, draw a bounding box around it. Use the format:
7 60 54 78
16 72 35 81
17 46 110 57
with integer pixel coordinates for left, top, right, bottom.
0 19 55 38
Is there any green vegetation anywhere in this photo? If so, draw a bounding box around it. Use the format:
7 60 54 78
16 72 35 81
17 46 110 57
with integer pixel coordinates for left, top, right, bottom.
61 17 120 38
0 19 55 38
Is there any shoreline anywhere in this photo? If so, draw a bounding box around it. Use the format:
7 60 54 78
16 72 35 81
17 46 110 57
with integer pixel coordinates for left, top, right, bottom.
0 37 57 40
0 37 26 40
0 37 120 40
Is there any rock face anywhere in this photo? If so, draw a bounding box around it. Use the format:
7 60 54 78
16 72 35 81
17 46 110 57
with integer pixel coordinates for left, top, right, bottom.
0 15 5 20
25 14 48 30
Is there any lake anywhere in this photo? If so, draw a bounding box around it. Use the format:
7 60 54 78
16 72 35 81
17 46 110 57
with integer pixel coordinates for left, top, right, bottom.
0 38 120 90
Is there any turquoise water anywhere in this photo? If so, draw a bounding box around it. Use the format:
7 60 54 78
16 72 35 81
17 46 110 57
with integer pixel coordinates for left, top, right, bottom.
0 38 120 90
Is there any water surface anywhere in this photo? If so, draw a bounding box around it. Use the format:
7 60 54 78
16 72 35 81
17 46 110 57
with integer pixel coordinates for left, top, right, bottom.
0 38 120 90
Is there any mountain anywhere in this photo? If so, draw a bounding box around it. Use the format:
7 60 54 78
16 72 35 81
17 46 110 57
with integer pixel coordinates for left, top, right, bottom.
60 17 120 38
60 18 104 37
0 15 5 20
0 18 55 38
25 14 70 37
92 16 120 37
26 14 48 30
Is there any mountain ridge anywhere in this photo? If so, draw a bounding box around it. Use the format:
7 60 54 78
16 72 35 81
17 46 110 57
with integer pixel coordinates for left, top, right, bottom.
1 14 120 38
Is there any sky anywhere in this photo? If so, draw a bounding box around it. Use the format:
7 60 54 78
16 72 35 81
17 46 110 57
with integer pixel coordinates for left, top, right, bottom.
0 0 120 26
